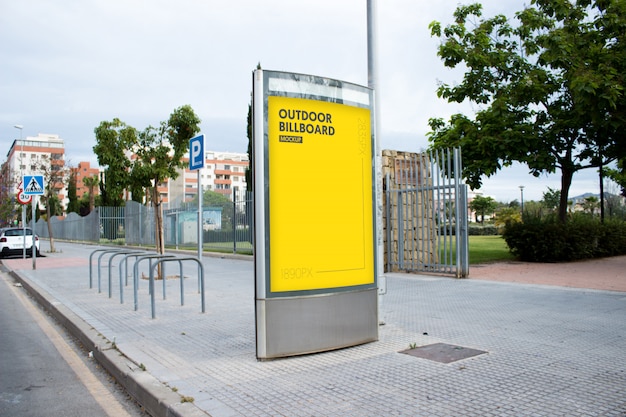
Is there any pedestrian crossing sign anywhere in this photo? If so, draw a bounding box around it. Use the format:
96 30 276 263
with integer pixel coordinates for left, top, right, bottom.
23 175 45 195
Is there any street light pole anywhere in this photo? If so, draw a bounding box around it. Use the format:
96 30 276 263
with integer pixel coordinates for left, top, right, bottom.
519 185 525 214
14 124 26 259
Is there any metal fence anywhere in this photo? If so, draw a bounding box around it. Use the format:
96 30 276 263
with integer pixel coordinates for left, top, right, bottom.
36 150 468 277
383 148 469 277
35 191 254 255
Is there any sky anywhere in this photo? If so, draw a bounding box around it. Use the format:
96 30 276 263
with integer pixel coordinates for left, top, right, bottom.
0 0 613 203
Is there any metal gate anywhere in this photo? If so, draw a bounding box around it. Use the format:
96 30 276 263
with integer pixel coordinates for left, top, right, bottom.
383 148 468 277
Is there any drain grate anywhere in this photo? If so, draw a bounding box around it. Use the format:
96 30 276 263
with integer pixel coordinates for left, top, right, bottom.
400 343 487 363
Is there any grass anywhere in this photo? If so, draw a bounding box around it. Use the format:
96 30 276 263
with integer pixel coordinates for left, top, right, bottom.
100 235 510 264
468 235 516 264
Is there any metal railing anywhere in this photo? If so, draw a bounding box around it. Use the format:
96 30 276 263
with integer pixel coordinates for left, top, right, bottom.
37 192 254 255
384 148 469 277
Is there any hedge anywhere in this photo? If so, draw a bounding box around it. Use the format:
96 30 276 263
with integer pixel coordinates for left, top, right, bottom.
439 224 500 236
502 215 626 262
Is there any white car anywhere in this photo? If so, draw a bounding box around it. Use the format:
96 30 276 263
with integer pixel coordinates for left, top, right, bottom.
0 227 40 258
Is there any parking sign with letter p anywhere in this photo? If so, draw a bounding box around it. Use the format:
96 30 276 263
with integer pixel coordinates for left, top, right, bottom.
189 134 205 171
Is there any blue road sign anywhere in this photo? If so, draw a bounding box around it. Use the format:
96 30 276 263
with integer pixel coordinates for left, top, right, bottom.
23 175 45 195
189 134 205 170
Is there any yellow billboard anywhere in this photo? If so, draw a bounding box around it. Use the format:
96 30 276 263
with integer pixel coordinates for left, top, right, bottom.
268 96 374 292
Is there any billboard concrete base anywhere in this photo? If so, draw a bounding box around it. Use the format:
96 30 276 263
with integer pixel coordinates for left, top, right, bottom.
256 288 378 359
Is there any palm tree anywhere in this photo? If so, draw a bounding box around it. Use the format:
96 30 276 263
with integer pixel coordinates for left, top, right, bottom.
83 175 99 213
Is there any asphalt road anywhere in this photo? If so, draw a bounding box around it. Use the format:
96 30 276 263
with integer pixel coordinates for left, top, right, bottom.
0 270 148 417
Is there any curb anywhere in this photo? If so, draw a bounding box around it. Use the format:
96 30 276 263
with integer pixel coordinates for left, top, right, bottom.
8 268 210 417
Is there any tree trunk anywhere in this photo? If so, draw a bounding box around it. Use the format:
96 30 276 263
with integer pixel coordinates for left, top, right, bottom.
558 168 574 222
152 186 164 255
45 197 56 253
151 186 165 279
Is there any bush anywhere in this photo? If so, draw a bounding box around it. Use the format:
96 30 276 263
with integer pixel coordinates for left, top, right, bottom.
469 224 499 236
502 214 626 262
439 224 499 236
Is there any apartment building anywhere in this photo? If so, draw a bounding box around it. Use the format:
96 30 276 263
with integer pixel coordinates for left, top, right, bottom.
175 151 249 205
120 150 249 207
2 133 67 205
72 161 100 199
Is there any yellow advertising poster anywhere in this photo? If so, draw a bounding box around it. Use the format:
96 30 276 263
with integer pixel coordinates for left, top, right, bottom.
268 96 374 292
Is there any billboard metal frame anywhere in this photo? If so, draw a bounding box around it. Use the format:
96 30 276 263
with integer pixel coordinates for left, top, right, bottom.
253 69 379 359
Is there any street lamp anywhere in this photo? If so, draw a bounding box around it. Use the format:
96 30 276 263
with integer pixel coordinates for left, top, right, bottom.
519 185 525 214
14 124 26 259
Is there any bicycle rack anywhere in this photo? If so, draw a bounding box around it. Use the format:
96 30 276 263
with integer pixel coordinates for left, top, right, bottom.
132 254 176 312
89 249 206 319
148 257 205 319
117 252 156 304
105 249 147 299
89 248 135 292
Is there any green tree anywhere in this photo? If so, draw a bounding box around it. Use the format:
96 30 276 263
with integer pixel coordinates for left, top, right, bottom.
245 103 253 192
469 195 498 223
35 154 68 253
131 105 201 254
94 106 201 254
605 158 626 197
0 171 17 227
428 1 626 222
495 206 522 228
582 196 599 215
93 119 137 207
190 189 234 229
246 63 261 192
541 187 560 211
66 169 80 214
43 194 63 219
82 175 99 214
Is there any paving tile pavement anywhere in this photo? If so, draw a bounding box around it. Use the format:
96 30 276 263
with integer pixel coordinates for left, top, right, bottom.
3 241 626 417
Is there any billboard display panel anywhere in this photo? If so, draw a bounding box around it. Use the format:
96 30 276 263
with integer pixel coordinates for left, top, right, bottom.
254 70 377 297
268 96 374 293
253 70 379 358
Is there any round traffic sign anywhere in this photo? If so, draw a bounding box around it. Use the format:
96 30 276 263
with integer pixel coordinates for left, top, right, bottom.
17 190 32 205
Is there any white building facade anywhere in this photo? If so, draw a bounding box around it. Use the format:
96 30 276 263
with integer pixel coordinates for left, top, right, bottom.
4 133 67 207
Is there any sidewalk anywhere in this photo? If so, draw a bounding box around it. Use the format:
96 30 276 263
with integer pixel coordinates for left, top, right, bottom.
469 255 626 292
2 241 625 417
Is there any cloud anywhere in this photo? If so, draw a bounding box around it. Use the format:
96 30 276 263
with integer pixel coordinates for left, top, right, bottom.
0 0 608 202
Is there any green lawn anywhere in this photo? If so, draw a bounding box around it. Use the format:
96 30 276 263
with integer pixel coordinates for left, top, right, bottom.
468 235 515 264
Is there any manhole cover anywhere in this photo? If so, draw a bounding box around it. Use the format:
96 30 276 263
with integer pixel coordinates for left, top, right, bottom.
400 343 487 363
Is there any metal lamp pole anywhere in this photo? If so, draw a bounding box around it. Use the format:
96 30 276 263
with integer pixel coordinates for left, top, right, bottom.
14 124 26 259
519 185 525 214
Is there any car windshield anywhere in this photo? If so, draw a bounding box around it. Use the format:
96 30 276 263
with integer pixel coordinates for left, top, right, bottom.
4 229 33 237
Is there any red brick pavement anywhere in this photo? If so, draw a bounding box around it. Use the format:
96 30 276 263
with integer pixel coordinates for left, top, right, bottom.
4 254 625 292
470 255 626 292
